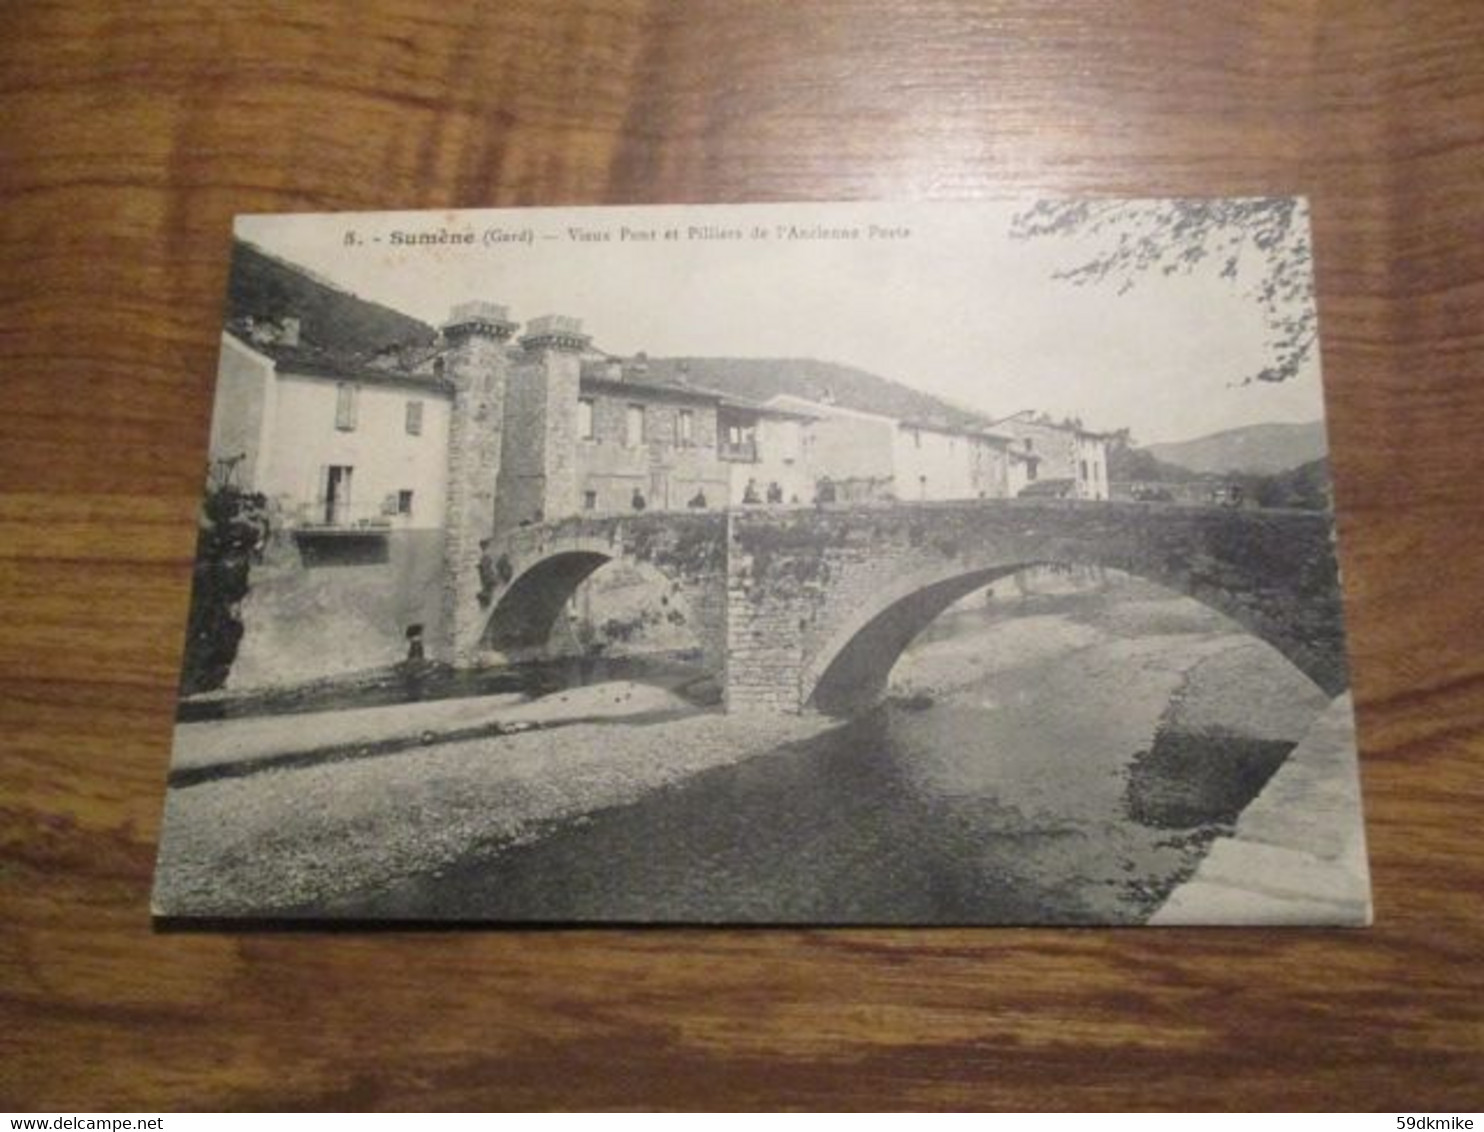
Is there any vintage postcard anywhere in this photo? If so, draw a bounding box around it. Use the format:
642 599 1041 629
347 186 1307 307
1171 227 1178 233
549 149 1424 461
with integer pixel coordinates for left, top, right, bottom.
152 199 1371 925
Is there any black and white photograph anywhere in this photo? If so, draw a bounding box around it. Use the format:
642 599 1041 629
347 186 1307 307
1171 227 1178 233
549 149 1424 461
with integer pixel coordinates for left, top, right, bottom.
152 199 1371 925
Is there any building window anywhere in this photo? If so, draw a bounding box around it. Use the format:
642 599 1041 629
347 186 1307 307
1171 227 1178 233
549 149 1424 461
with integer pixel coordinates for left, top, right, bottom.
405 400 423 436
583 489 598 511
1027 461 1038 481
1080 459 1089 482
913 428 922 449
678 409 694 446
335 383 358 431
626 404 645 447
323 465 353 525
1023 437 1034 452
397 490 414 516
721 422 757 462
578 398 595 440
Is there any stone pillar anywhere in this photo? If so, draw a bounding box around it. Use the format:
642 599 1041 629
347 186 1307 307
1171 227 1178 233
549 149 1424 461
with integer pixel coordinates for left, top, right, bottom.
439 301 517 664
495 314 589 533
724 511 808 713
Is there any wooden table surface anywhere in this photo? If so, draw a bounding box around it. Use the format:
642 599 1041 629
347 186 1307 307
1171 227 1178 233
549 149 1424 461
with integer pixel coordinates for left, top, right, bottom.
2 0 1481 1112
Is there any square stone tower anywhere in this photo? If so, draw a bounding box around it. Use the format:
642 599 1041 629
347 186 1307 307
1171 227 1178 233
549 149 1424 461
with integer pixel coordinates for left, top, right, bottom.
439 301 517 663
493 314 591 534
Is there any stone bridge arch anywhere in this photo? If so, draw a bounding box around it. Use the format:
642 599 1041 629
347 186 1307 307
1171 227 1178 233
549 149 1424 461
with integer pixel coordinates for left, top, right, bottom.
804 559 1054 714
478 513 731 673
727 502 1350 714
482 537 618 655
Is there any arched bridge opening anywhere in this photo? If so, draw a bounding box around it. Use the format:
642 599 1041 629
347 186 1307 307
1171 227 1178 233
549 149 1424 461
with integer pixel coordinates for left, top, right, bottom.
483 549 613 654
802 555 1345 717
478 514 731 676
807 564 1030 715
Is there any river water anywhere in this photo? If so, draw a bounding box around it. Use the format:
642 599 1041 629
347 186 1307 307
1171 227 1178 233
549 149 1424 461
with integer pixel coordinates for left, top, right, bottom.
176 651 718 722
338 571 1328 924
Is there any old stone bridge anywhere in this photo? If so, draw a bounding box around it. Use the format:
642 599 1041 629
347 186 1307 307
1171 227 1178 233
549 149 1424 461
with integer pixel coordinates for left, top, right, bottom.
469 500 1349 715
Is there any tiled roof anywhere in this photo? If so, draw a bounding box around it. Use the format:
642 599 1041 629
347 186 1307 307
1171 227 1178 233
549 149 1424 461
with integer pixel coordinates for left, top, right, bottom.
227 328 453 393
578 359 812 416
578 371 724 405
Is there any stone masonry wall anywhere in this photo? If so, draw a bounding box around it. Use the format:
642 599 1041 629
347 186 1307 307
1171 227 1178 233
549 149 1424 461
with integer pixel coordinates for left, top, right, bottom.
724 514 821 711
578 392 727 512
537 347 580 521
494 344 583 533
492 359 547 534
229 528 444 689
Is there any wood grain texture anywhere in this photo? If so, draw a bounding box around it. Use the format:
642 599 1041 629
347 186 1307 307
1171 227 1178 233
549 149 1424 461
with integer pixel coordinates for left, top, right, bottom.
2 0 1482 1111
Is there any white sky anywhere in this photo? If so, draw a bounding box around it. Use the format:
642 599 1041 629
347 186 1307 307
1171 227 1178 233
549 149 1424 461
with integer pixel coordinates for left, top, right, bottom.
236 200 1328 446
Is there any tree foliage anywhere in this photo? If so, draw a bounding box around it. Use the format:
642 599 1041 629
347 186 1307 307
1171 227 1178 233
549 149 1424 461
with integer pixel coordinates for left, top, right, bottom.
1010 198 1316 385
179 459 271 696
1233 458 1332 512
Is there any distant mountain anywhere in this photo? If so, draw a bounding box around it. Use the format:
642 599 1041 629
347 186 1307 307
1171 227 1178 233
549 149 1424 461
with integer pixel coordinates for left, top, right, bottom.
227 240 435 356
1144 420 1328 476
640 357 989 432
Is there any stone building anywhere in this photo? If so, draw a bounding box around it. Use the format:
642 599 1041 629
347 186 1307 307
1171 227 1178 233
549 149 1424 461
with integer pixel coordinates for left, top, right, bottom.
571 355 732 514
990 411 1111 501
763 393 1023 503
212 320 454 532
716 398 816 506
765 394 897 501
204 317 456 686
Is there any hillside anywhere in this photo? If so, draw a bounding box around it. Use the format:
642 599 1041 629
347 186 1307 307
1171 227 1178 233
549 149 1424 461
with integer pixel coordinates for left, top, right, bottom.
1107 439 1197 483
1145 420 1327 475
226 240 436 355
225 245 993 427
640 357 989 431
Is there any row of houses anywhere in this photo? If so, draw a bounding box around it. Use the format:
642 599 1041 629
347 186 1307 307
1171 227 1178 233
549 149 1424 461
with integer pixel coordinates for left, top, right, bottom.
210 303 1112 544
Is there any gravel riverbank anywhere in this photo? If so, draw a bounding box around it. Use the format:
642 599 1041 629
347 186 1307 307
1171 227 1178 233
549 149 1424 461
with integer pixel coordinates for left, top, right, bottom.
154 697 836 916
